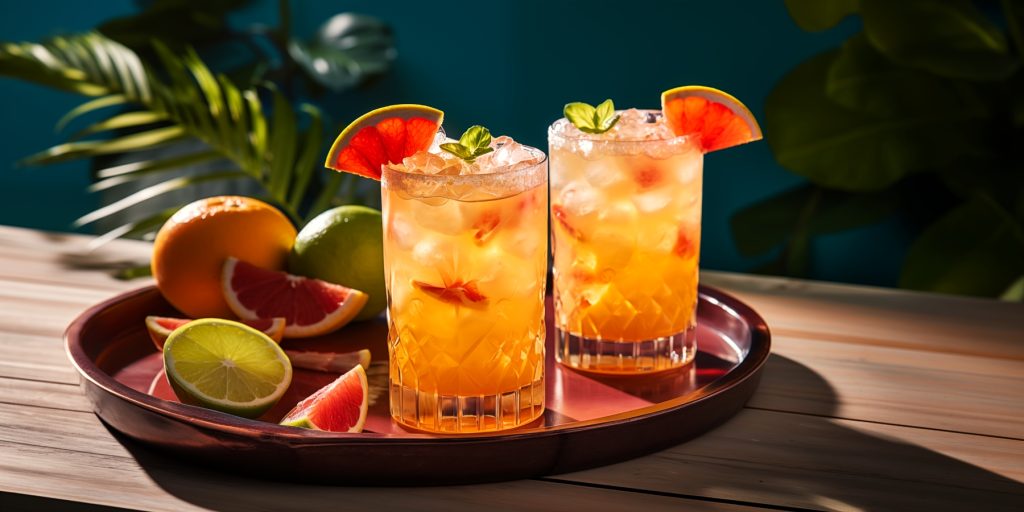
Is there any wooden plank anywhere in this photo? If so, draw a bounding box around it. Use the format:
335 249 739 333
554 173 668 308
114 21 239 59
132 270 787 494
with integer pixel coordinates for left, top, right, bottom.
0 436 761 512
3 401 1021 511
0 333 78 385
755 335 1024 439
702 272 1024 359
0 405 128 459
0 377 89 412
557 408 1024 512
0 226 150 291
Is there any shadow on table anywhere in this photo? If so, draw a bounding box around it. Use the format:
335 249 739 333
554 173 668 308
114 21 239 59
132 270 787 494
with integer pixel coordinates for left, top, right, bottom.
56 251 150 279
105 355 1023 512
550 355 1024 511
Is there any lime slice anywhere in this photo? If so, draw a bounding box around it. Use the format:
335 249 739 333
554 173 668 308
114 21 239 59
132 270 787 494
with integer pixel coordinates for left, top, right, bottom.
163 318 292 418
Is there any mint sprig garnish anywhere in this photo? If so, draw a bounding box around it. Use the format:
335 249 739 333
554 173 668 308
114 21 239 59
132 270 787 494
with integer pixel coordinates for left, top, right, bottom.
564 99 620 134
440 125 494 162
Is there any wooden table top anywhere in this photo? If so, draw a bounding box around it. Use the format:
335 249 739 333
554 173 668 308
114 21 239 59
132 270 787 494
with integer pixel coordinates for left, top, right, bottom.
0 224 1021 511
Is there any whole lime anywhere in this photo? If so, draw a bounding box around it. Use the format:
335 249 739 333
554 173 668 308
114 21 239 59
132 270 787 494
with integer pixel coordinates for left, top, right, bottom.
289 206 385 321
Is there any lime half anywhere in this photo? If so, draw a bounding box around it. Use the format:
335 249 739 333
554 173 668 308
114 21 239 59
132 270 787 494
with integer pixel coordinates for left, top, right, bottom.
163 318 292 418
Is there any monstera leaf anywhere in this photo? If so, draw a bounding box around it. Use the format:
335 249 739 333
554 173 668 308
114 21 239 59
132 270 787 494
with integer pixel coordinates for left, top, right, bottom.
288 13 395 92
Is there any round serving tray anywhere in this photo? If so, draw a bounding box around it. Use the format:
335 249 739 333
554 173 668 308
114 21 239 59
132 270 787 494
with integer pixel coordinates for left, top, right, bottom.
66 285 770 485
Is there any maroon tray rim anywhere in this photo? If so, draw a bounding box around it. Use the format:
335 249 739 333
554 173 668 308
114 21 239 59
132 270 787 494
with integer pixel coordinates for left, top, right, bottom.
65 284 771 445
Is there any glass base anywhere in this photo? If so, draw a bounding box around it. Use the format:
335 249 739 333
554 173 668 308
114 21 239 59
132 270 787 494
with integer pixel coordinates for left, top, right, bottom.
555 326 697 374
390 378 545 434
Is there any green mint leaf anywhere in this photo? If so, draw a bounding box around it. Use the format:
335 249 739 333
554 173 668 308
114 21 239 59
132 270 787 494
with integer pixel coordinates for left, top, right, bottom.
442 125 495 162
595 99 619 132
459 125 492 152
564 102 597 131
565 99 618 134
595 99 615 124
472 147 494 158
440 142 471 159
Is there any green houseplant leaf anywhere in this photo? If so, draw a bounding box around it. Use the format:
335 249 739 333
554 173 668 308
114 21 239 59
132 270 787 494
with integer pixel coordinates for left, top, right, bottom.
784 0 859 32
861 0 1019 81
287 13 396 92
765 50 992 191
730 184 899 276
900 197 1024 296
827 33 989 117
0 32 327 243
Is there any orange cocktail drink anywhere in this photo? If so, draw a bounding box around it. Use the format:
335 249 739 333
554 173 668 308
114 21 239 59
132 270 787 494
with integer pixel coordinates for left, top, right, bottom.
382 134 547 433
549 109 703 374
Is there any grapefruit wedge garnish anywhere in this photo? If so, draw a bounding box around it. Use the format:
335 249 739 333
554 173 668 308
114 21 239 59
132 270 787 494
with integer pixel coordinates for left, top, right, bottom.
325 104 444 180
551 204 584 240
412 279 488 308
145 315 285 350
661 86 762 152
222 258 368 338
280 364 369 433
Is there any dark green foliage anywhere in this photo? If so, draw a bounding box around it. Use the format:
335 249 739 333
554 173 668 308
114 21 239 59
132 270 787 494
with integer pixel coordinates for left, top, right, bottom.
735 0 1024 298
0 0 396 249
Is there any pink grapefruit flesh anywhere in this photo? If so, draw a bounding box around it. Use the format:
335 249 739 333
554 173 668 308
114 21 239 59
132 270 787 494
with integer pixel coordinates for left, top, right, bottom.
221 258 368 338
325 104 444 180
661 86 762 152
280 364 368 433
145 315 285 350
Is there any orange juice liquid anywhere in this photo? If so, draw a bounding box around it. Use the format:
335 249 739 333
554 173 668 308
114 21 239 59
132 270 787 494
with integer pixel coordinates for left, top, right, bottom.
549 118 702 374
382 162 547 433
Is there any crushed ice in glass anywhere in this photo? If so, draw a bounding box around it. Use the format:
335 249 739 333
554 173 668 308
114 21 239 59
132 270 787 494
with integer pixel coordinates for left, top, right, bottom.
390 133 544 176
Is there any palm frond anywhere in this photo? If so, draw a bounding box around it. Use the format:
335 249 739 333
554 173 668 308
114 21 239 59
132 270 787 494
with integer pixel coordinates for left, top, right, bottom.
0 32 331 245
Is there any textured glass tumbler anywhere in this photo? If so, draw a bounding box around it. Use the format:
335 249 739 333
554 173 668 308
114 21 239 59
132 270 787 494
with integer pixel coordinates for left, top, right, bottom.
549 117 702 374
382 150 548 433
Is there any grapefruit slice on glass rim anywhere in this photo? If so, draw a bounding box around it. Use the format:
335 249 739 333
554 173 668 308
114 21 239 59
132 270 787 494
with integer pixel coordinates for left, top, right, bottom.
280 364 369 433
324 104 444 180
661 86 762 152
145 315 285 350
222 258 368 338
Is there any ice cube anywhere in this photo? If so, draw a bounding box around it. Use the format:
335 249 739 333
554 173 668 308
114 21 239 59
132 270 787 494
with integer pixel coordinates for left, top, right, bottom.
412 197 463 235
499 225 543 261
385 210 417 250
590 200 638 267
676 154 702 183
399 151 447 175
411 236 455 273
605 109 677 142
633 187 675 213
475 135 542 173
557 179 602 218
582 159 629 190
636 220 680 253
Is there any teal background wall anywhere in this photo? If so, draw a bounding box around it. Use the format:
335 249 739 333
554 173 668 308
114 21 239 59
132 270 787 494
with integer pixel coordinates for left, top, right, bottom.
0 1 908 287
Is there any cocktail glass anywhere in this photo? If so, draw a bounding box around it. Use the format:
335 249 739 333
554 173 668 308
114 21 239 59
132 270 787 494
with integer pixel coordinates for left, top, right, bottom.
382 136 548 433
548 110 703 374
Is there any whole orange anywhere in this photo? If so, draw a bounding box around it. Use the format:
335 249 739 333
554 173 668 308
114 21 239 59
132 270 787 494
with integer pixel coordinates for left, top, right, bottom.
151 196 296 318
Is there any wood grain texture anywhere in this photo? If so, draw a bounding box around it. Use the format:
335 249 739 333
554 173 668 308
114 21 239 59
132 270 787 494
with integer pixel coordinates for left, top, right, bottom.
0 427 761 512
702 272 1024 359
554 408 1024 512
0 224 1022 511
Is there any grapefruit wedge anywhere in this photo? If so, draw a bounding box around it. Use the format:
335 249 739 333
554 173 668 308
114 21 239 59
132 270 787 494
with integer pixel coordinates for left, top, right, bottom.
146 315 285 350
661 86 762 152
325 104 444 180
222 258 368 338
280 364 368 433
